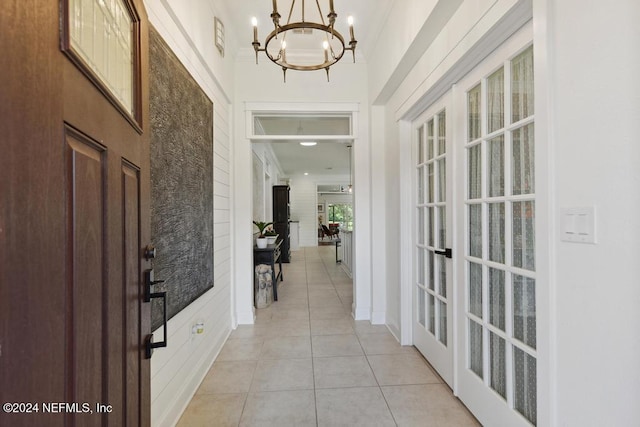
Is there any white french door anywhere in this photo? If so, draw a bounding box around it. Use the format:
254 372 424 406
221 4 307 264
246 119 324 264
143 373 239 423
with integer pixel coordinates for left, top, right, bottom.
455 25 537 426
413 94 453 386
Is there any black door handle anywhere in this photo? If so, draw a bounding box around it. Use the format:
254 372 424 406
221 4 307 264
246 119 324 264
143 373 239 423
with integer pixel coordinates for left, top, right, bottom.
144 269 165 302
434 248 452 259
144 269 168 358
144 290 167 359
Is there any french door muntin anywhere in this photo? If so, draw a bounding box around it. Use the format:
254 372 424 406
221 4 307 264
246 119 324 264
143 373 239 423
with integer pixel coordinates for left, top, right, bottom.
414 105 453 385
460 42 537 426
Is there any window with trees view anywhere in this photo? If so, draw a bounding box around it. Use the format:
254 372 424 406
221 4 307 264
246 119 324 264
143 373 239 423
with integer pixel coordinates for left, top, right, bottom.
328 203 353 231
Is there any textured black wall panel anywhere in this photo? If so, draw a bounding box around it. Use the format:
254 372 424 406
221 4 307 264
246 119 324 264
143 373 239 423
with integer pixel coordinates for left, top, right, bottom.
149 26 214 331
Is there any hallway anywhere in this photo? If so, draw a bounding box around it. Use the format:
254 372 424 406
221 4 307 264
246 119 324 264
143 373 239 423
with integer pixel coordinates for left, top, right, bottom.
177 246 479 426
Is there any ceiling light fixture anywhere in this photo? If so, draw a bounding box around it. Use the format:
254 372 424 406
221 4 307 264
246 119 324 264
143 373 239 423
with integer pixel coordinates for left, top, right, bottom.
300 141 317 146
251 0 357 82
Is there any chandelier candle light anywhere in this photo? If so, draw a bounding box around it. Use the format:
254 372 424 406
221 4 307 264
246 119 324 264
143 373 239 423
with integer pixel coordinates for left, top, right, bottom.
251 0 357 82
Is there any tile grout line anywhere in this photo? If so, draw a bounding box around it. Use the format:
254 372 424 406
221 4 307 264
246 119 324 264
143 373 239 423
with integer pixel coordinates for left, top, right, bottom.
236 338 265 426
304 248 320 427
355 323 400 426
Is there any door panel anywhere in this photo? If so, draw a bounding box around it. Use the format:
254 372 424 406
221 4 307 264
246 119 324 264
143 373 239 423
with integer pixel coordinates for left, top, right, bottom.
65 127 107 427
413 94 453 386
0 1 151 425
455 24 536 427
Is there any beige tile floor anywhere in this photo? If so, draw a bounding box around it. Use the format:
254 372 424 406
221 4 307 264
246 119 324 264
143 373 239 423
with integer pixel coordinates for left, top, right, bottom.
177 247 480 427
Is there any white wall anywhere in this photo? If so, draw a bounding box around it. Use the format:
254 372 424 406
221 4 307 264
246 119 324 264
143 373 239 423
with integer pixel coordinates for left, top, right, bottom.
377 104 401 335
144 0 235 425
251 143 284 223
546 1 640 425
290 174 319 248
366 0 439 102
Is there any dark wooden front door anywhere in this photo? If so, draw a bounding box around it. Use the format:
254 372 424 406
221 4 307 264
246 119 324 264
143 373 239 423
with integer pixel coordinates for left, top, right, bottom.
0 1 151 426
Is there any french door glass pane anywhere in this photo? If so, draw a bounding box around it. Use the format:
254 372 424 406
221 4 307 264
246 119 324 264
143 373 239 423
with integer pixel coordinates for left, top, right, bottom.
418 248 425 285
469 204 482 258
428 207 434 247
489 268 506 331
438 110 446 154
488 135 505 197
417 166 424 204
469 320 483 378
487 68 505 133
437 159 446 202
427 119 434 160
418 126 425 163
418 289 426 327
468 145 482 199
490 332 507 399
427 164 434 203
418 208 425 245
512 123 535 195
513 201 535 270
437 206 446 249
513 275 537 349
469 262 483 318
438 256 446 297
514 347 537 425
512 46 535 123
438 300 447 345
428 294 435 334
428 251 435 291
468 84 482 141
488 203 505 263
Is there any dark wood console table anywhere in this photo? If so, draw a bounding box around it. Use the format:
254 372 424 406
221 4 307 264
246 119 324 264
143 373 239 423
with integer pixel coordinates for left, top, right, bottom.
254 240 283 302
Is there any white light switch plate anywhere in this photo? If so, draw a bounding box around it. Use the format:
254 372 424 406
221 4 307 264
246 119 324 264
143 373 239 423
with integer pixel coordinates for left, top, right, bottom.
561 207 596 244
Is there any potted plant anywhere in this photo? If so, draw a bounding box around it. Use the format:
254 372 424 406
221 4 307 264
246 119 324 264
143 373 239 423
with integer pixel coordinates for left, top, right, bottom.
253 221 273 248
264 226 279 244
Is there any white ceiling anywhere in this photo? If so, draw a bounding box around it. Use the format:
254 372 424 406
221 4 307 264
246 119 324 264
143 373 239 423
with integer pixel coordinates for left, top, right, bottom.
267 141 352 178
223 0 390 178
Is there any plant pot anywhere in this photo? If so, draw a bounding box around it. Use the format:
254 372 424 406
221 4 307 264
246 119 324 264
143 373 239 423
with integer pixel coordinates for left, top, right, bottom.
266 234 278 244
256 237 268 248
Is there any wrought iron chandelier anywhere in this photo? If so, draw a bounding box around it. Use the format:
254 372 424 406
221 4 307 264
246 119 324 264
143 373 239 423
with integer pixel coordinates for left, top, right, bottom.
251 0 357 82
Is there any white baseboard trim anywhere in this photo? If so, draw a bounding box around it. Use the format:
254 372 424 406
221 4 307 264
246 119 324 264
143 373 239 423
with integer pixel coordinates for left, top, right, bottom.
387 322 401 342
341 263 353 278
354 306 371 320
370 311 386 325
236 310 255 325
154 328 230 427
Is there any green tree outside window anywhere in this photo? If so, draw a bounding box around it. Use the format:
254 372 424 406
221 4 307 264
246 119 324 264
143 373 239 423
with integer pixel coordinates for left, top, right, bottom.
327 203 353 231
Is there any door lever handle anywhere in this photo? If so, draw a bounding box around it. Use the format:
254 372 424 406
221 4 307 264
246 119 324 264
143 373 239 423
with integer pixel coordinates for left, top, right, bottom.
144 290 167 359
434 248 452 259
143 268 168 358
144 269 165 302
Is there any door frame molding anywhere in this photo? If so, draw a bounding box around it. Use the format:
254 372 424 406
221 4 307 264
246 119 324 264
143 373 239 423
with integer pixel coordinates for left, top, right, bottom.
237 101 372 324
